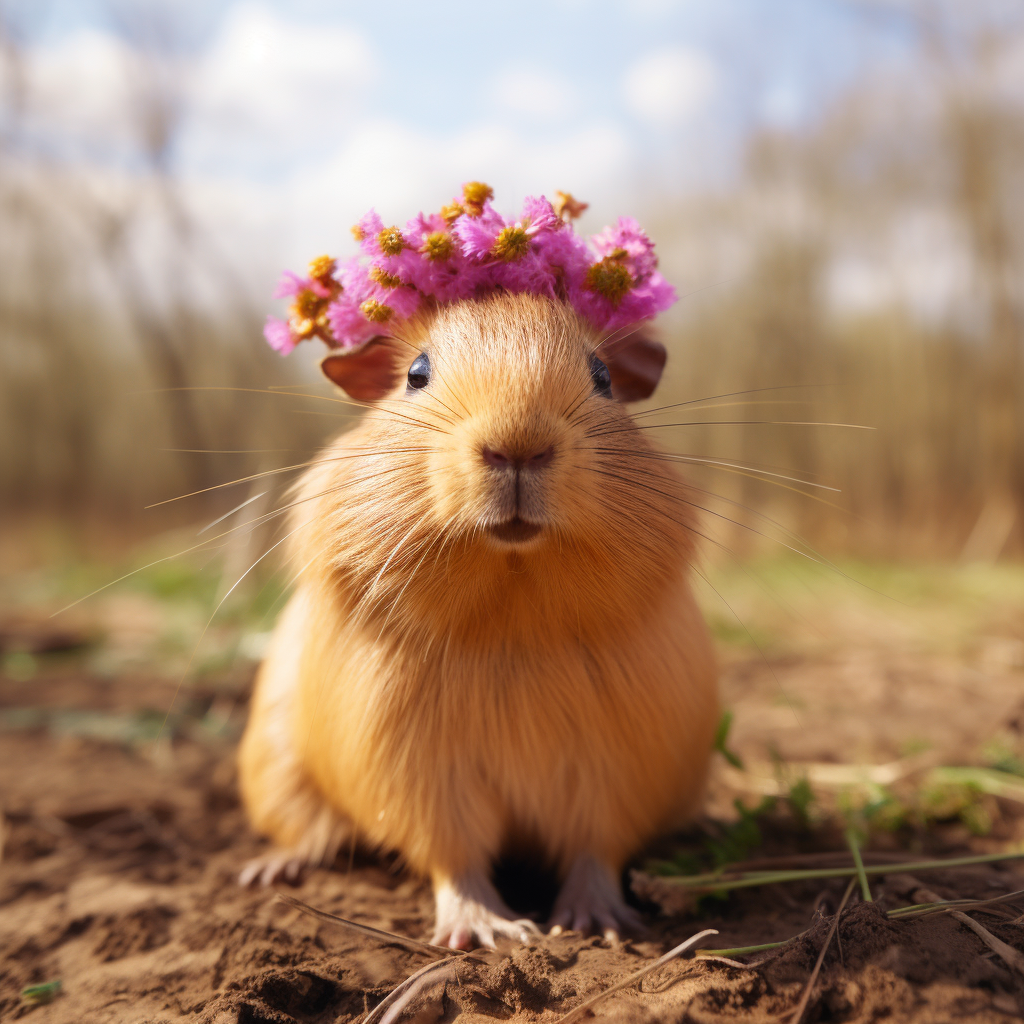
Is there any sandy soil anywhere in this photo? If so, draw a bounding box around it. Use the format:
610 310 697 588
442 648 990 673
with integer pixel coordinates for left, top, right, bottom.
3 566 1024 1023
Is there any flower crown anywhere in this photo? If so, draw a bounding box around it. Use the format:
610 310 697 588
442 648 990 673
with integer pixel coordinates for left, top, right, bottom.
264 182 677 355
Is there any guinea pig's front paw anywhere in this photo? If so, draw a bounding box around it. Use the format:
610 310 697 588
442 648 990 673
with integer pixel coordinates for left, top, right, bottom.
548 854 646 942
431 870 539 950
238 851 309 887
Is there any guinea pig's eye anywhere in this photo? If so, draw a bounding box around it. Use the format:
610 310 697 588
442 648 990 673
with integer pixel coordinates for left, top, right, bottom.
589 353 612 398
407 352 431 391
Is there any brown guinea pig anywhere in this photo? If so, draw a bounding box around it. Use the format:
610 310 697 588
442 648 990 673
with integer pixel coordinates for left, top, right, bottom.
237 291 719 949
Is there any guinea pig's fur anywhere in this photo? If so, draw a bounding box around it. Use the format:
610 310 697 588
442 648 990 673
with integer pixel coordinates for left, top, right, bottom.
238 292 718 947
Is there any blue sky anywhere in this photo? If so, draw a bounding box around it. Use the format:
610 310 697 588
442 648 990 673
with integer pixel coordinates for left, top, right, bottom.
2 1 914 272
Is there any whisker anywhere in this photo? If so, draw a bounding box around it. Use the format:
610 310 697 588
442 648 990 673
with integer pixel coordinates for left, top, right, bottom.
138 384 369 411
632 383 828 420
591 461 883 596
197 492 267 534
141 383 455 435
595 457 846 561
224 458 431 541
587 419 874 439
589 465 833 568
583 447 840 493
53 457 428 614
376 523 445 643
159 448 304 454
597 321 648 356
145 447 440 508
562 380 596 423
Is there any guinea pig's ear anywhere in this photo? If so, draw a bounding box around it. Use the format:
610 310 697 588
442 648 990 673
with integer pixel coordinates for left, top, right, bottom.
599 329 667 403
320 338 403 402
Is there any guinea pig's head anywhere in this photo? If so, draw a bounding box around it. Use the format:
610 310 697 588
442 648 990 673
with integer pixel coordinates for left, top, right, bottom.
312 292 695 633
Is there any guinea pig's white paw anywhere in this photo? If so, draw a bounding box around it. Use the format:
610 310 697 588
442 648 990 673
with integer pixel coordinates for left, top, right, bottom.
548 854 645 943
238 851 308 887
431 870 540 950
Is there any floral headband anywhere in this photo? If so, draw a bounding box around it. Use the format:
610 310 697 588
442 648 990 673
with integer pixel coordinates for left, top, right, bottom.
264 182 676 355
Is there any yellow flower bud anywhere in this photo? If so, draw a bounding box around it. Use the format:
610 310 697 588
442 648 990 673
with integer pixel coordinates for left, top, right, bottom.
308 255 337 282
462 181 494 217
360 299 394 323
585 258 633 306
377 226 406 256
440 202 464 225
369 267 403 288
420 232 454 261
293 288 324 320
491 225 530 262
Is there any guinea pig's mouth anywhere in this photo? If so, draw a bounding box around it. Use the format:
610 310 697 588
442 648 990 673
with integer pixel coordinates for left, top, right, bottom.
486 516 543 544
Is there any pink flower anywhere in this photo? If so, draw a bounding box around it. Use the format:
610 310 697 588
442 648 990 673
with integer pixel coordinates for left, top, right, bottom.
590 217 659 283
326 300 379 350
453 202 509 260
519 195 561 235
263 316 297 355
262 184 678 357
274 271 313 300
352 210 385 253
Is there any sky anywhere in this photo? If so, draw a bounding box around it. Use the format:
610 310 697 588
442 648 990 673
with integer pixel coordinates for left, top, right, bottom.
1 0 914 279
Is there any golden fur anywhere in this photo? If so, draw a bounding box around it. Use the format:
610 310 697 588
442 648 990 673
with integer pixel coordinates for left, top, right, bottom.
239 293 718 907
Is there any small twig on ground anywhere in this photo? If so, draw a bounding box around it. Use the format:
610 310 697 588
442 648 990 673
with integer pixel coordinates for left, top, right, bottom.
697 888 1024 966
697 955 759 969
912 885 1024 977
275 893 455 959
696 939 797 959
365 955 463 1024
788 878 857 1024
554 929 719 1024
845 828 872 902
276 894 494 1024
660 850 1024 893
887 888 1024 919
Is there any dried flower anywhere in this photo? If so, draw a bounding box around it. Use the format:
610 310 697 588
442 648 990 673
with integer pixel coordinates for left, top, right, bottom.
461 181 494 217
585 257 633 305
554 191 589 221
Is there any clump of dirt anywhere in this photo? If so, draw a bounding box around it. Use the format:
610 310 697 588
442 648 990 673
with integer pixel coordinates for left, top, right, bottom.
2 666 1024 1023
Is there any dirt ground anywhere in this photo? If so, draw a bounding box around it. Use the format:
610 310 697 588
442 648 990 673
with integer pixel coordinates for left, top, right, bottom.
3 559 1024 1023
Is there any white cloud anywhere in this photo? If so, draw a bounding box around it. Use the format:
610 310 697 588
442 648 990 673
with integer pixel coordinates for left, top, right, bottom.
280 118 633 267
622 46 716 128
184 4 374 170
491 67 578 122
7 29 137 156
760 80 803 128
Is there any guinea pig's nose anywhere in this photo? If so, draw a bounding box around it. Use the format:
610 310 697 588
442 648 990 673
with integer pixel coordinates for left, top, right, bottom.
481 445 555 470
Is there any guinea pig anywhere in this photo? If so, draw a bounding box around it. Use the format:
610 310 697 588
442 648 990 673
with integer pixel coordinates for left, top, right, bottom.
237 290 719 949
